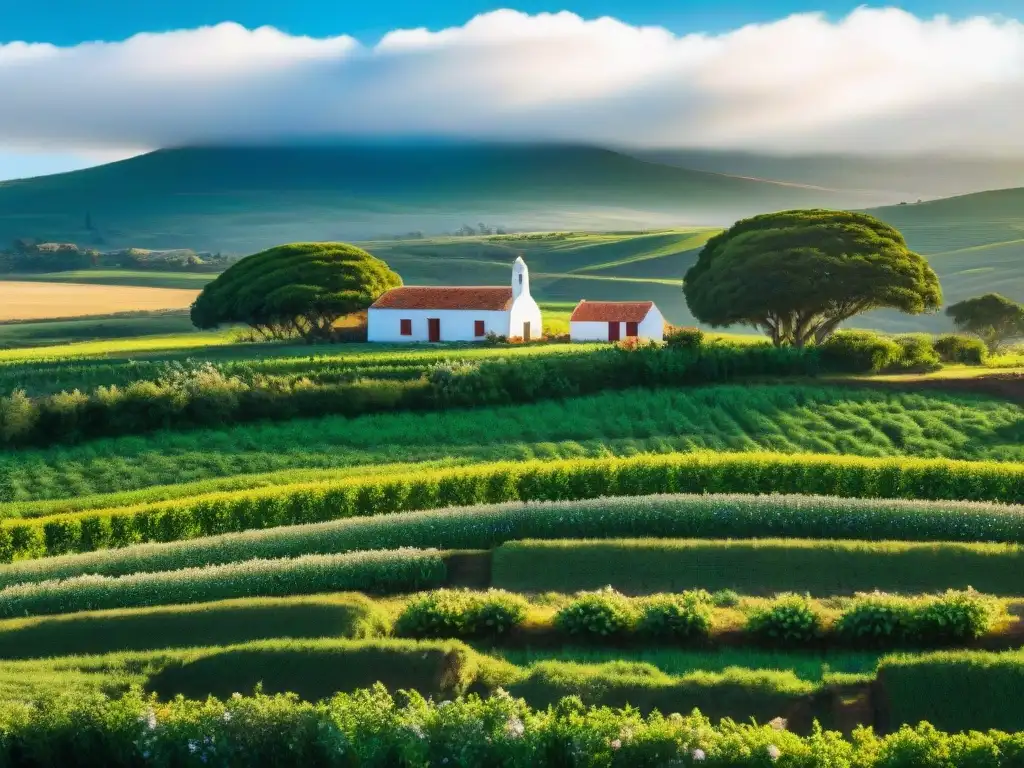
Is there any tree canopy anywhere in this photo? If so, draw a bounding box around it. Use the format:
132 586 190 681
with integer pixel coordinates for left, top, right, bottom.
191 242 402 340
682 209 942 347
946 293 1024 352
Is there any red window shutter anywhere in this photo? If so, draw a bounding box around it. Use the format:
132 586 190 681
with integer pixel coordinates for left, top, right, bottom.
474 320 485 337
626 322 639 337
400 319 412 336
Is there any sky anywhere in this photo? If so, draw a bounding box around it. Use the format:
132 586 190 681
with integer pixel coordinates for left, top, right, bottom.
1 0 1023 180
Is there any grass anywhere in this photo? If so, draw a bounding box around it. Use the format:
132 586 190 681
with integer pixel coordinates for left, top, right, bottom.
0 270 216 289
2 384 1021 503
0 593 386 659
492 538 1024 596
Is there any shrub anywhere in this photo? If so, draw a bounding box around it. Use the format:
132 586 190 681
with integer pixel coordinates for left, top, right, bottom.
913 589 997 643
0 549 445 617
934 334 988 365
553 588 637 640
394 589 528 639
835 593 916 646
664 326 705 350
636 592 713 641
818 330 901 373
712 589 741 608
890 334 942 372
745 594 823 646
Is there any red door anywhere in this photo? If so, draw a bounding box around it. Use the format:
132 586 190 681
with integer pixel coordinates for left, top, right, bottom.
608 321 620 341
428 318 441 342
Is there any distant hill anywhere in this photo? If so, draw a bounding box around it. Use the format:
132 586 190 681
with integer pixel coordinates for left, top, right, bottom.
0 143 862 253
635 149 1024 202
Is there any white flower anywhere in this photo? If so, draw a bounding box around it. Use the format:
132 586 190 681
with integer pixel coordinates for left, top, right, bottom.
692 748 706 761
223 712 232 722
611 739 622 750
143 711 157 730
767 744 781 761
505 716 525 738
769 717 787 731
188 740 199 753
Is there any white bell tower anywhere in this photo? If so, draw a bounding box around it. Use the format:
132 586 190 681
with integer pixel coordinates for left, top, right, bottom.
512 255 530 300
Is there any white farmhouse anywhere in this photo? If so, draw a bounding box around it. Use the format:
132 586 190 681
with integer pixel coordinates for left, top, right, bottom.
367 256 542 343
569 300 665 342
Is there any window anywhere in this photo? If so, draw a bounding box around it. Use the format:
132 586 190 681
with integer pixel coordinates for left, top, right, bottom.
400 319 412 336
626 322 639 338
518 273 523 285
474 320 485 337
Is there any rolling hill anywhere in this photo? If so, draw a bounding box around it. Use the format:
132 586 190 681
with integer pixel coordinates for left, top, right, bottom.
0 143 861 253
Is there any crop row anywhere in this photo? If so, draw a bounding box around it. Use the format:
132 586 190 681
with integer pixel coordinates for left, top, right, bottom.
0 549 444 617
4 450 1024 561
5 659 1024 765
8 492 1023 587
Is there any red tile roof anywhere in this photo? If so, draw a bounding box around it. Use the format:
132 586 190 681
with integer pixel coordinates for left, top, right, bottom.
371 286 513 311
570 301 654 323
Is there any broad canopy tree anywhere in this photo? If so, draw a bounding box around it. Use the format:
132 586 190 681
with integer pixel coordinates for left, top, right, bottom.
946 293 1024 353
683 210 942 347
191 242 402 341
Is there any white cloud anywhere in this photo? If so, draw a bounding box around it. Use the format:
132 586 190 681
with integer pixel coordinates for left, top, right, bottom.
1 7 1023 156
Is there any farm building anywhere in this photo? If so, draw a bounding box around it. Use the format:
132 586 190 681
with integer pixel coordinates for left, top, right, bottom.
367 256 542 343
569 300 665 342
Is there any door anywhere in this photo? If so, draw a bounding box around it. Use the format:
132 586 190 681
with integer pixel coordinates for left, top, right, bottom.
523 321 531 342
608 321 620 341
626 322 639 338
427 318 441 342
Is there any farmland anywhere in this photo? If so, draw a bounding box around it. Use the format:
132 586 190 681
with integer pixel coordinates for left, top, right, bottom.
0 281 199 321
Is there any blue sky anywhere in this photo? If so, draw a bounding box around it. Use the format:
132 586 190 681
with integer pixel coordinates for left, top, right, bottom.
0 0 1016 45
1 0 1022 181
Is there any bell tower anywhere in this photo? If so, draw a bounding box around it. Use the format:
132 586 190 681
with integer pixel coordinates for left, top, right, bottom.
512 255 530 300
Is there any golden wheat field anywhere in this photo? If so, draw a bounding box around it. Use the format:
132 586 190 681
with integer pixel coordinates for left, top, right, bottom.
0 281 200 321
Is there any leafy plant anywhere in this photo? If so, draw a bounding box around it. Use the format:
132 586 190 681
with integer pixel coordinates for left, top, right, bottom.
394 590 528 639
636 592 713 641
554 588 637 640
745 594 823 646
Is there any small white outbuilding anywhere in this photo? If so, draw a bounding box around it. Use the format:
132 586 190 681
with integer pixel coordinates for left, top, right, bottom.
367 256 542 343
569 300 665 342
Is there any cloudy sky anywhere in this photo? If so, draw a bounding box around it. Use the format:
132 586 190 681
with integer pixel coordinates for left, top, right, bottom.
0 0 1022 180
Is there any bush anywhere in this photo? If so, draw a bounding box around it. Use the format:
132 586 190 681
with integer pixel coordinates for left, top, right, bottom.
934 334 988 365
553 588 637 640
913 589 997 644
636 592 713 641
0 549 445 617
835 593 917 647
664 326 704 350
891 334 942 372
394 589 528 639
818 330 901 373
745 594 823 646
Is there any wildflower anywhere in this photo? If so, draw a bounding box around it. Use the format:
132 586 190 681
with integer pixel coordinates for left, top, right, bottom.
505 716 525 738
769 717 787 731
223 712 232 723
611 739 622 750
188 740 199 753
408 724 426 740
692 748 706 761
767 744 781 761
140 710 157 730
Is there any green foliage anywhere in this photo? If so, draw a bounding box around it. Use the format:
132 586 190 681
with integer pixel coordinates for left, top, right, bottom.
947 293 1024 352
914 589 998 644
818 330 902 373
493 537 1024 596
553 588 638 640
5 448 1024 563
744 594 824 646
934 334 988 365
191 242 402 341
394 590 528 640
10 492 1024 588
0 549 445 617
663 325 705 350
636 592 714 642
835 593 916 646
684 209 942 346
0 595 386 658
891 334 942 372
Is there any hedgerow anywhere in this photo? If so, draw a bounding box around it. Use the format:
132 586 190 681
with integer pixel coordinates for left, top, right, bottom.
394 589 528 640
0 549 445 617
3 450 1023 562
492 538 1024 596
8 684 1024 766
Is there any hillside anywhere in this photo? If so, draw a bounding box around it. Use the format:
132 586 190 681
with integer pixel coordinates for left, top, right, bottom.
0 143 858 253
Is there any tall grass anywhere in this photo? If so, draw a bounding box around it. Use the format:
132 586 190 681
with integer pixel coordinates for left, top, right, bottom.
492 538 1024 595
2 384 1020 503
6 493 1023 588
4 451 1024 561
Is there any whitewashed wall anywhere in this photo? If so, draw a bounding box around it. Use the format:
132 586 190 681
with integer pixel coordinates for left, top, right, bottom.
509 295 543 340
367 308 511 342
569 306 666 342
